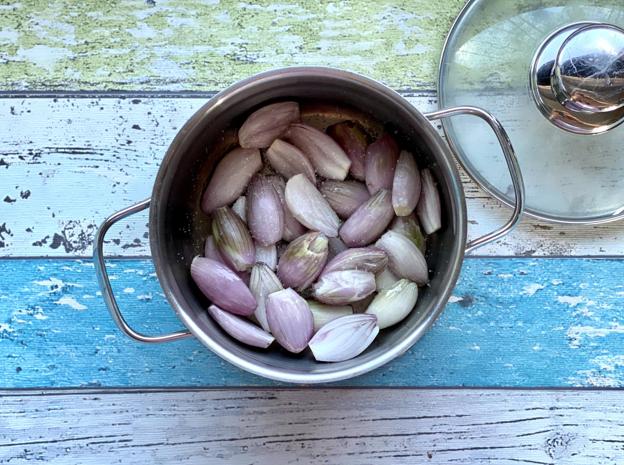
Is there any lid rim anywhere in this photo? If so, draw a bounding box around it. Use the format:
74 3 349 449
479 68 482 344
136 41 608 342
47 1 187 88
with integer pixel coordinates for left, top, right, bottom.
437 0 624 225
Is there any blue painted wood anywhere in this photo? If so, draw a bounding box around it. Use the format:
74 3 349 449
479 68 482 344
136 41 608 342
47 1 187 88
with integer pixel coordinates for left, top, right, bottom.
1 258 623 388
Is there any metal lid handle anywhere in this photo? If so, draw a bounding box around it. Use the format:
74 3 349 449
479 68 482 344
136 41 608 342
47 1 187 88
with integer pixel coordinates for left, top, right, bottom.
531 22 624 135
553 23 624 114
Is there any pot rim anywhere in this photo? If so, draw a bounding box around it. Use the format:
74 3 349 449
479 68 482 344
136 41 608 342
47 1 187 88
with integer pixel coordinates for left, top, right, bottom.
149 66 467 384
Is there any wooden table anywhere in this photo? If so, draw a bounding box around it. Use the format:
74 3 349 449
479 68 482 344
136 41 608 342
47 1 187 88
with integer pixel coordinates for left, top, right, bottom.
1 1 624 463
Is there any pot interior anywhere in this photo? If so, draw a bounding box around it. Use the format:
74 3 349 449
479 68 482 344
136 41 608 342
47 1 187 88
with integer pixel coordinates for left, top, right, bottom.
150 68 466 383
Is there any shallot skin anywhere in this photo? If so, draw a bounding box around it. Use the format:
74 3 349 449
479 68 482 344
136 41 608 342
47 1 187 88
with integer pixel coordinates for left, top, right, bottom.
192 99 445 363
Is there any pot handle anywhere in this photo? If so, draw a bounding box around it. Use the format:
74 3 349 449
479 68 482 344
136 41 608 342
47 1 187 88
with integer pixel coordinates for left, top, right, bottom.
93 198 193 343
424 106 526 254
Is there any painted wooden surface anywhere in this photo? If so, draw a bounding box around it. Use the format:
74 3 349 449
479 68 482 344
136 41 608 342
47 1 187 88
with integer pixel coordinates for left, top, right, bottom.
0 1 464 92
2 95 623 258
2 388 624 464
0 1 623 463
2 257 623 388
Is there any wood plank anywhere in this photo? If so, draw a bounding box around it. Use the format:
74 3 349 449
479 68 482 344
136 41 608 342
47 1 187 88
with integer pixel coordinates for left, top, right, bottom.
1 388 623 464
2 257 623 388
1 96 623 258
0 0 463 91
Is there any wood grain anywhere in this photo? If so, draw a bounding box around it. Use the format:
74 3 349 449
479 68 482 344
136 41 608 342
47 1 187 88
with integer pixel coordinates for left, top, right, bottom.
1 388 623 464
0 0 462 91
2 4 622 460
1 96 622 258
2 257 623 388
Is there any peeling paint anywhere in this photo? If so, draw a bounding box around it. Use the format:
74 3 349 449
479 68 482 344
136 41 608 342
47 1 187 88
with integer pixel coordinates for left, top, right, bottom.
0 0 464 91
522 283 544 296
54 296 87 310
592 355 624 372
19 257 624 388
137 293 153 301
557 296 584 307
0 323 15 333
567 323 624 348
2 97 624 258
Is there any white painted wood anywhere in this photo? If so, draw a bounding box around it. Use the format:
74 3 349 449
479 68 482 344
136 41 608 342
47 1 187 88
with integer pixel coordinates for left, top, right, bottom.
1 389 623 464
1 96 622 257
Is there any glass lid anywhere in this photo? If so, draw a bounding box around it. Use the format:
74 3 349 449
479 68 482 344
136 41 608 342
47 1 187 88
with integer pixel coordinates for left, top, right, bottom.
439 0 624 223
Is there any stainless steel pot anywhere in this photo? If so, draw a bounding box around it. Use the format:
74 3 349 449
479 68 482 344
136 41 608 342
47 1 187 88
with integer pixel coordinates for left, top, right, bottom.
94 67 525 384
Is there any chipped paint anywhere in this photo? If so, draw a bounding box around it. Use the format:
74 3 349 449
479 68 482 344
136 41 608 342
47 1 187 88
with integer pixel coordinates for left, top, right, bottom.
0 323 15 333
567 324 624 348
33 277 65 288
570 355 624 387
54 296 87 311
137 293 153 301
592 355 624 372
1 0 623 393
2 257 624 388
557 296 584 307
2 97 624 258
521 283 544 296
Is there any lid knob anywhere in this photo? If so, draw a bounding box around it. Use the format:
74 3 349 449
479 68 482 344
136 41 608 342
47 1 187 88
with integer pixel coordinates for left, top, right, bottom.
530 22 624 134
553 24 624 113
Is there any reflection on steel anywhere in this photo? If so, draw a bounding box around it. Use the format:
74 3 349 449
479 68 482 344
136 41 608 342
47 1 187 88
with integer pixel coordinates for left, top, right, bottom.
531 22 624 135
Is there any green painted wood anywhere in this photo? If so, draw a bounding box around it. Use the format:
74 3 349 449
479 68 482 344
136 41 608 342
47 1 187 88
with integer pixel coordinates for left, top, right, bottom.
0 0 463 91
1 257 623 388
